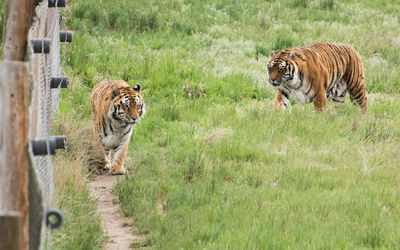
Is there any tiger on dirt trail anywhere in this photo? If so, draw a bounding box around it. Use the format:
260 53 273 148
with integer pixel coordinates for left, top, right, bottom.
267 43 367 113
91 80 145 175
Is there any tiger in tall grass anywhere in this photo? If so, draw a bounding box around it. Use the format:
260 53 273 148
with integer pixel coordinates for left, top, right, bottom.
91 80 145 175
267 43 367 113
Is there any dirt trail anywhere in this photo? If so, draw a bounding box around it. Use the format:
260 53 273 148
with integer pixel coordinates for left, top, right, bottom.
89 174 144 250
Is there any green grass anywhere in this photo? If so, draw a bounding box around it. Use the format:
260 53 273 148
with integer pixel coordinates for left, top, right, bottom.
50 118 105 250
114 99 400 249
53 0 400 248
50 174 104 250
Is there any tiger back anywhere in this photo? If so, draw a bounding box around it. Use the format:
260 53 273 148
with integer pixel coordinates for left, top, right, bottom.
267 43 367 113
91 80 145 175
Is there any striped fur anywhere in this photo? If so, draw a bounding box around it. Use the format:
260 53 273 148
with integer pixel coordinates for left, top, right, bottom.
91 80 145 175
267 43 367 112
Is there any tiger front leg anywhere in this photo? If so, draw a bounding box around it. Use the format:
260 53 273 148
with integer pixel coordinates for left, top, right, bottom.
110 143 129 175
274 90 290 110
313 89 327 112
103 149 112 171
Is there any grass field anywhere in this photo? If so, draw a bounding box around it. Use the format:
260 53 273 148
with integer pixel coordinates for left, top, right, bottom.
53 0 400 248
50 119 105 249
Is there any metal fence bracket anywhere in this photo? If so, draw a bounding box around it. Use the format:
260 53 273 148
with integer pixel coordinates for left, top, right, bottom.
30 136 67 156
31 39 51 54
50 77 69 88
48 0 66 7
60 31 72 43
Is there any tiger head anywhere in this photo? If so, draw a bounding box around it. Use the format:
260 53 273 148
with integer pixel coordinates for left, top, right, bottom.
111 84 145 125
267 50 296 87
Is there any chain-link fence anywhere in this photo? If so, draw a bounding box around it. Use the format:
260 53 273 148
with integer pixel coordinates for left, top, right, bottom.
27 0 70 249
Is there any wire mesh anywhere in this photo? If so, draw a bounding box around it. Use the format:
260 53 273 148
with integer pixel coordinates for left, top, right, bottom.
27 1 66 248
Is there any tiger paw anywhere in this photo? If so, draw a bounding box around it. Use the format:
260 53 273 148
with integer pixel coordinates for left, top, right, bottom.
103 164 111 171
110 168 126 175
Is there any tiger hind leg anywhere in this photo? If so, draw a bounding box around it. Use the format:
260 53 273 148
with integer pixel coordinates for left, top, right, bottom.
348 79 368 113
348 78 368 131
110 143 129 175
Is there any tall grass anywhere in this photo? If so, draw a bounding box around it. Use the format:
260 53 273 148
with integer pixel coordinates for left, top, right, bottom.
53 0 400 248
50 116 104 250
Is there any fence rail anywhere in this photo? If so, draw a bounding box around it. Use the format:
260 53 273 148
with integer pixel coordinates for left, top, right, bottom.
0 0 71 249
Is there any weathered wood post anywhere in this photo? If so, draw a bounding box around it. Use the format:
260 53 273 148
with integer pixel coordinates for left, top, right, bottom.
1 0 40 248
2 0 37 60
0 61 31 249
0 211 23 250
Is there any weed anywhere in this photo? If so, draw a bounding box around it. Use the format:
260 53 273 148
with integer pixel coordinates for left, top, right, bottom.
291 0 310 8
320 0 335 10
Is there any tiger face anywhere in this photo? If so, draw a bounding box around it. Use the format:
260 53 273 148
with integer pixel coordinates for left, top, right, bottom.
267 51 296 87
111 85 145 125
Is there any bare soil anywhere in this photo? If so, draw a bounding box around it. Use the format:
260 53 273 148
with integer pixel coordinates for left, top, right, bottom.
89 174 145 250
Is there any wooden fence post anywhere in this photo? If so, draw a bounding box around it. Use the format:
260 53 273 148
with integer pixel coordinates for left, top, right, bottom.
2 0 37 61
0 211 23 250
0 61 31 249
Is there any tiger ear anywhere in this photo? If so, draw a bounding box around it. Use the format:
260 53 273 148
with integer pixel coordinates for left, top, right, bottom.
270 50 276 57
133 84 141 92
112 86 120 98
290 51 295 60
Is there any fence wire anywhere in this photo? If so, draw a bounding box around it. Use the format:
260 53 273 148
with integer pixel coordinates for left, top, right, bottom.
27 1 66 249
